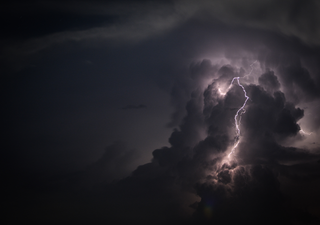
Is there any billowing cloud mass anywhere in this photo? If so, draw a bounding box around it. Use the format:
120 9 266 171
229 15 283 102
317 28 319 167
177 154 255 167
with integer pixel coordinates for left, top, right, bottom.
104 58 320 224
3 0 320 225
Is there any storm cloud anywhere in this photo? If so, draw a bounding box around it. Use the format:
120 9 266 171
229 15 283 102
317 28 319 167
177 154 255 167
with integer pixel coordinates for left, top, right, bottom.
3 0 320 225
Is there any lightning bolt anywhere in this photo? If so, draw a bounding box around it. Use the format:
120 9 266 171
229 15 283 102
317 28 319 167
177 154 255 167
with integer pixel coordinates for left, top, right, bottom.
217 62 256 158
300 129 312 136
227 77 249 157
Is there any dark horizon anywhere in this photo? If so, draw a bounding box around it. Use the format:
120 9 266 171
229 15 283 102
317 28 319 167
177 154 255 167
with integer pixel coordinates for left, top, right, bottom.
3 1 320 224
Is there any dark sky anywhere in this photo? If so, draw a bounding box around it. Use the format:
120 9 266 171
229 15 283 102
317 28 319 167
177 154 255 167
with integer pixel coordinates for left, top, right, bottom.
3 1 320 224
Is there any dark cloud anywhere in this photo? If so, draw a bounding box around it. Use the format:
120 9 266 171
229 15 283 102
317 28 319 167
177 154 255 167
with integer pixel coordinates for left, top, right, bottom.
258 69 281 94
280 61 320 103
193 165 286 225
80 141 140 186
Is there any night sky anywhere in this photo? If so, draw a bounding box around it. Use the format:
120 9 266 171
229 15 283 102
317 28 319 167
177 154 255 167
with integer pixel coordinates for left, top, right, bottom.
3 1 320 224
